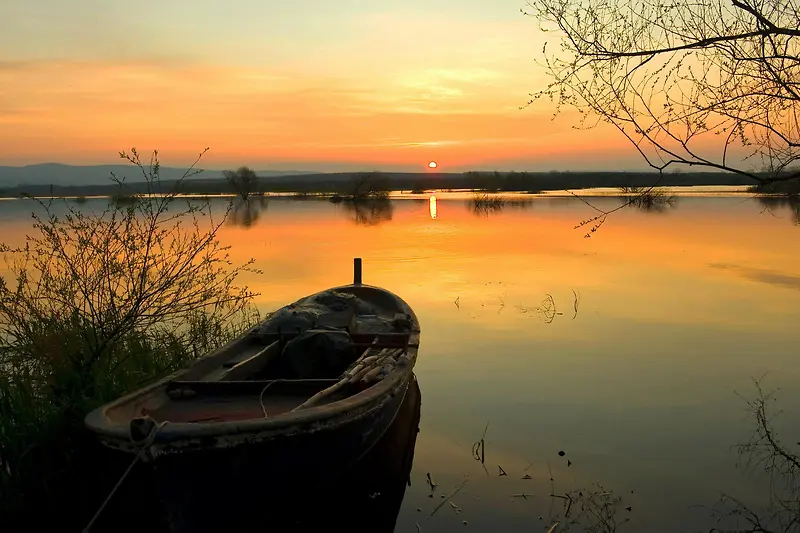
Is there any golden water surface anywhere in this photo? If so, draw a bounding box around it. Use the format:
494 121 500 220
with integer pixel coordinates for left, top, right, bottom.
1 192 798 531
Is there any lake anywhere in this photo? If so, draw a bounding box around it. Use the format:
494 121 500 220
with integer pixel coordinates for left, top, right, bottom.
1 190 799 532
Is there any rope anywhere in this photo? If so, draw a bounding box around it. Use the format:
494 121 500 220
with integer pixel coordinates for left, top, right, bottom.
260 379 283 418
82 417 168 533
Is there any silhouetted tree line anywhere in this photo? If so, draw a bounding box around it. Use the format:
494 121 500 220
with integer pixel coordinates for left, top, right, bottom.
0 170 759 198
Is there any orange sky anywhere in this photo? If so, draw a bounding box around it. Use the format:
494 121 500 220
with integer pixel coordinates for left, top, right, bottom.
0 0 714 171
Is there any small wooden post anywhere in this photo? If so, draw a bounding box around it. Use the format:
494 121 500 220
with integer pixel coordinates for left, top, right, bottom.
353 257 362 285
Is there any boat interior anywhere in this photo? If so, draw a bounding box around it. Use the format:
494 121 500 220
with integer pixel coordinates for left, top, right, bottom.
103 287 418 426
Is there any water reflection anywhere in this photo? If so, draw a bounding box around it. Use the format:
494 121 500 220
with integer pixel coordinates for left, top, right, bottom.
341 198 394 226
466 193 534 217
228 196 268 228
3 193 800 533
429 195 437 219
756 194 800 225
623 190 678 213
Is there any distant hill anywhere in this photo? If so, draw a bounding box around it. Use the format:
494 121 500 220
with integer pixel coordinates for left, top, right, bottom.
0 164 314 188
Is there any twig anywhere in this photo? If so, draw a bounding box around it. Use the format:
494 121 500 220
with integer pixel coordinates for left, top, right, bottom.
292 346 401 411
426 472 437 491
547 461 556 520
550 493 575 518
427 480 469 519
291 376 351 412
472 422 490 476
572 289 580 320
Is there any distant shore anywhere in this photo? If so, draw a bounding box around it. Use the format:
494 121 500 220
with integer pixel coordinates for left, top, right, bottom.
0 170 763 199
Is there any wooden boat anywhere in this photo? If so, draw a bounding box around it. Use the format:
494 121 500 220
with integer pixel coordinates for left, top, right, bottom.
232 376 422 533
90 377 422 533
84 268 420 528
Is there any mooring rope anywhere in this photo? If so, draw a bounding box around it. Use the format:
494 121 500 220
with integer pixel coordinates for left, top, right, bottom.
82 417 168 533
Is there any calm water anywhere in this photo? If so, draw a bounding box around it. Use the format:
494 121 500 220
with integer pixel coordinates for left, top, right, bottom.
2 191 799 532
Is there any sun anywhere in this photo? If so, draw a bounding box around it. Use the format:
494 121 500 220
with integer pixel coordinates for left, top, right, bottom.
428 161 438 169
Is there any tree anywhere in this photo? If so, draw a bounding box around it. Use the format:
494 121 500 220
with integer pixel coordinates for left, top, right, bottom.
348 171 390 201
0 148 258 394
526 0 800 185
224 166 259 199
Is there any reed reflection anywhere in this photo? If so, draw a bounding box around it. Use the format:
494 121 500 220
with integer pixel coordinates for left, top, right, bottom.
756 194 800 225
620 188 678 213
467 192 533 217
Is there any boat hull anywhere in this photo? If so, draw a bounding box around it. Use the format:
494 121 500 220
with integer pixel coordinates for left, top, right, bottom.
267 375 422 532
152 373 413 533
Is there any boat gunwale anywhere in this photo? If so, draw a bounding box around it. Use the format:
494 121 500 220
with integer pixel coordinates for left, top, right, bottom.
83 283 420 450
137 375 413 459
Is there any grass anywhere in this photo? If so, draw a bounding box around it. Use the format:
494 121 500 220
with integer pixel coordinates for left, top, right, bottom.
290 191 316 200
110 192 139 205
467 191 534 216
0 312 256 531
469 191 506 212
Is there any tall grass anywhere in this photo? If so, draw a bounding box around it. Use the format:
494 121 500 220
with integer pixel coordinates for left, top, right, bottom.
618 186 677 212
0 148 260 531
469 191 506 214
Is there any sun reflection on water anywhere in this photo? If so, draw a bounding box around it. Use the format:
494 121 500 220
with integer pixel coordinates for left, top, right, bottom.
429 195 437 219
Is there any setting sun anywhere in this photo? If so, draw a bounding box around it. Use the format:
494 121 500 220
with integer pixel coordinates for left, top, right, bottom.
428 161 438 169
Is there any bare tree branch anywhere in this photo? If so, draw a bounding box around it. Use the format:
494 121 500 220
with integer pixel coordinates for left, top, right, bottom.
526 0 800 184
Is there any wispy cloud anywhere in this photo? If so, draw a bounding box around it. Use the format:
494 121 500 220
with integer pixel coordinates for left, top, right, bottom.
0 0 633 169
710 263 800 291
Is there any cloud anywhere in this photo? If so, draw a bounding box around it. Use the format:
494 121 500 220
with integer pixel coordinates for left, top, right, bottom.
0 1 200 66
709 263 800 291
0 55 636 169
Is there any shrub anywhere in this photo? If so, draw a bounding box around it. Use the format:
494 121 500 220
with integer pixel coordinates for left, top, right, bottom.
0 148 260 530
